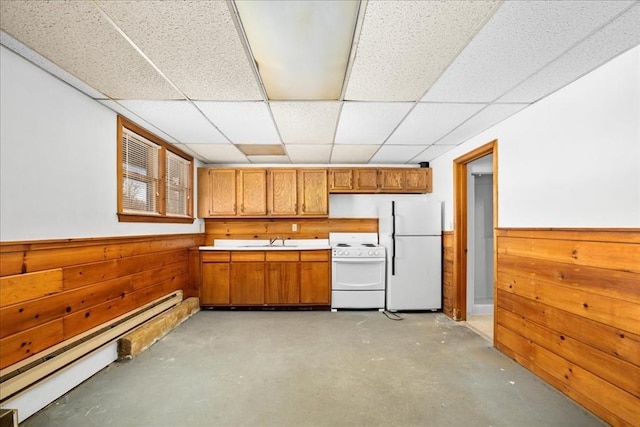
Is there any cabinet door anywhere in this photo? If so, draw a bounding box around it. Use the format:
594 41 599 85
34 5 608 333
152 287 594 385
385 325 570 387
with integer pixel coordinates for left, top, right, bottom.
300 261 330 304
404 169 432 193
379 169 404 191
201 263 230 305
265 262 300 304
269 169 298 216
354 169 379 191
329 169 353 191
238 169 267 216
230 262 265 304
298 169 328 216
199 169 237 217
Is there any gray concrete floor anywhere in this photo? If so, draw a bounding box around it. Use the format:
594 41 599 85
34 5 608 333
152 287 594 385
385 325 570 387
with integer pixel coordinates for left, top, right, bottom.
23 311 604 427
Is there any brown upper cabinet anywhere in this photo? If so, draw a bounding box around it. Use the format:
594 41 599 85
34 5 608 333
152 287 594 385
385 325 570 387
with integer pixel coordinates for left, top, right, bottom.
238 169 267 216
330 168 432 194
198 168 328 218
198 168 237 217
298 169 329 216
268 169 298 216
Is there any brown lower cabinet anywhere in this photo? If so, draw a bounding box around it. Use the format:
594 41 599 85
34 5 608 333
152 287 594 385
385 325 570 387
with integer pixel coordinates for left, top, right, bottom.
200 250 330 307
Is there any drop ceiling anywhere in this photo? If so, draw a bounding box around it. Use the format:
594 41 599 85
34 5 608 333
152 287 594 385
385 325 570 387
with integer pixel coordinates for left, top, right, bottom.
1 0 639 165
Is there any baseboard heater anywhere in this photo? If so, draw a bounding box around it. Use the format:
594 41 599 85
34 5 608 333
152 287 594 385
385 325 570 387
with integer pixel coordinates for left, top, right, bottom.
0 290 183 402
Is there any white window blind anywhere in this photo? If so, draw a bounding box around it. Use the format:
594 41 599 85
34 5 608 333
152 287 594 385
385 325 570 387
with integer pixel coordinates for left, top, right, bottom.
166 151 190 216
121 128 160 214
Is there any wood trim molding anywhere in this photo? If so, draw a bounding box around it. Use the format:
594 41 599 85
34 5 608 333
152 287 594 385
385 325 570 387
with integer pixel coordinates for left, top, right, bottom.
452 140 498 323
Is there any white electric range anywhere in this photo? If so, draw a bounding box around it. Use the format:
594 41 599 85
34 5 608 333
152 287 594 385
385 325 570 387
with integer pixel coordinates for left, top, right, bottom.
329 233 386 310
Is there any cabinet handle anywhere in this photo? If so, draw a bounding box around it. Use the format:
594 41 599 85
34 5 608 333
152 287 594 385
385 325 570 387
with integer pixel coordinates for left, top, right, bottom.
302 203 306 212
241 204 244 212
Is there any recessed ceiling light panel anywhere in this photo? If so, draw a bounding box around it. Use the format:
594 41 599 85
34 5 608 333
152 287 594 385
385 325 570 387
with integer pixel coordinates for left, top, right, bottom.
235 0 360 100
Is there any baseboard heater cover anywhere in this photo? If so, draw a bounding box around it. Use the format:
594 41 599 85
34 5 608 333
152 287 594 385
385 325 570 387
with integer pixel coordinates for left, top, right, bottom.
0 291 183 401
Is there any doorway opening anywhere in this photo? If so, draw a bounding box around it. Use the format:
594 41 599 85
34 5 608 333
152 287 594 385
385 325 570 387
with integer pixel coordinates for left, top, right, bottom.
452 140 498 344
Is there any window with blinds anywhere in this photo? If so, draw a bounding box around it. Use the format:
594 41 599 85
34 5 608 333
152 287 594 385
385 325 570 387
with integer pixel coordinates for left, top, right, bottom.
117 116 194 223
166 151 190 216
122 128 160 214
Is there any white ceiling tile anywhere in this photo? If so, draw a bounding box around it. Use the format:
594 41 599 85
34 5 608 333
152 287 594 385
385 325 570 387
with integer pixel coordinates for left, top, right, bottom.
386 103 487 145
369 145 426 164
1 31 106 99
270 102 341 144
0 1 182 99
95 0 262 101
330 144 380 164
195 102 280 144
411 145 458 163
345 1 502 101
186 144 249 164
335 102 413 144
435 104 528 146
118 101 229 144
247 155 291 164
286 145 332 164
422 0 636 103
498 4 640 103
99 100 177 143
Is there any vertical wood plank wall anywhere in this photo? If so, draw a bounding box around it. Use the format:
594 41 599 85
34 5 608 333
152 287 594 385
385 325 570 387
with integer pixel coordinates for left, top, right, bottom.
0 233 205 370
442 231 454 318
495 228 639 426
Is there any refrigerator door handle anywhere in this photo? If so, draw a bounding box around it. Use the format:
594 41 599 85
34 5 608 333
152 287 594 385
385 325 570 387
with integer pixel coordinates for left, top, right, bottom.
391 238 396 276
391 201 396 276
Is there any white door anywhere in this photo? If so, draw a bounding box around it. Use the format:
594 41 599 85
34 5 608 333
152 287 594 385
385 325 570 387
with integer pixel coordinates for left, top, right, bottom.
387 236 441 310
395 200 441 236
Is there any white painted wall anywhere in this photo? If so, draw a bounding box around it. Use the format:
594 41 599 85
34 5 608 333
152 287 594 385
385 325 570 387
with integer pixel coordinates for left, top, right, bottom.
431 45 640 230
0 46 202 241
329 193 438 219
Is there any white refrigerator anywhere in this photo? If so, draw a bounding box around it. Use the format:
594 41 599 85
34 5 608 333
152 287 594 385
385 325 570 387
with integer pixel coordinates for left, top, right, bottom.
379 199 442 311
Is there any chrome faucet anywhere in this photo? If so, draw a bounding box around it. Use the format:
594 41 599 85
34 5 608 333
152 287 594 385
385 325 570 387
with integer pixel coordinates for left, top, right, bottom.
269 236 285 246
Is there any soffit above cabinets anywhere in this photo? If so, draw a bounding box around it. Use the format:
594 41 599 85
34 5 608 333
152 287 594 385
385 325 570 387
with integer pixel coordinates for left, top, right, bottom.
1 1 638 165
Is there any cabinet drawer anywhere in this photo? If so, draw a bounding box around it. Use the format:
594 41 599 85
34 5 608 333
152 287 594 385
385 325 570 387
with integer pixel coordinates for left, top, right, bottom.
266 251 300 262
201 251 230 262
231 251 265 262
300 250 330 261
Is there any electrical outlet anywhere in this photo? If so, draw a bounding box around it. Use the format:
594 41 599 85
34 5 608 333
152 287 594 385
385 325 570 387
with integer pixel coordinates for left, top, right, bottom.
292 223 298 232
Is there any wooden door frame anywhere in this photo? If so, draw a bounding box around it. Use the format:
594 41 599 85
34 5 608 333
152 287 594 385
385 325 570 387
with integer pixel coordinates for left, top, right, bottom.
452 140 498 332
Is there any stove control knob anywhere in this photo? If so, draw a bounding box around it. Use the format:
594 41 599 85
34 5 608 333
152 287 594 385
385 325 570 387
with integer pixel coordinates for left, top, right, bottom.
356 250 361 256
368 250 374 256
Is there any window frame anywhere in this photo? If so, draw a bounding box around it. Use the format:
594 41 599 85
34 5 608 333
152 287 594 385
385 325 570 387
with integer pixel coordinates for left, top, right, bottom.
117 116 194 223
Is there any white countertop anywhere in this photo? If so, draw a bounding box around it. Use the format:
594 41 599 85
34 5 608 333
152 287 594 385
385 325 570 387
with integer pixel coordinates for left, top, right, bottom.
199 239 330 251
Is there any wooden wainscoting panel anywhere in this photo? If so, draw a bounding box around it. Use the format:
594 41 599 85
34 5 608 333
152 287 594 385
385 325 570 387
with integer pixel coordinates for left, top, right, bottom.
205 218 377 242
498 236 640 273
0 319 64 370
499 290 639 367
498 253 639 303
496 325 630 427
497 307 639 397
0 233 204 370
0 276 133 339
495 227 640 426
0 269 63 307
0 234 203 277
63 274 188 339
497 266 639 334
62 250 188 290
442 232 454 319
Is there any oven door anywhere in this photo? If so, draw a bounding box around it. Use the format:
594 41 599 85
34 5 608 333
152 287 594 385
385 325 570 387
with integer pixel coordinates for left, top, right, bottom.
331 258 385 291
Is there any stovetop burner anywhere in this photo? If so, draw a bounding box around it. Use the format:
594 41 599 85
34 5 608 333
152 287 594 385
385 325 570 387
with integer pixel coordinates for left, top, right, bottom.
336 243 350 247
362 243 376 247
